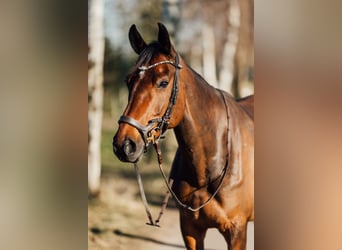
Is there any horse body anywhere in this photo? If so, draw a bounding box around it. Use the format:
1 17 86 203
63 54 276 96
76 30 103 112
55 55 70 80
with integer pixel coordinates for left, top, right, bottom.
238 95 254 120
171 65 254 249
113 23 254 250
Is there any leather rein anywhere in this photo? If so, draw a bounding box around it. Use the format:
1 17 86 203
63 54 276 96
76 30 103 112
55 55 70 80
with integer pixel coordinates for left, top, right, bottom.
118 53 230 227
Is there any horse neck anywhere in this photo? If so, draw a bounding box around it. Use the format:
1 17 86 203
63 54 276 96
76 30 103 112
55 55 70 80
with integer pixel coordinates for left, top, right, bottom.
179 66 218 122
173 64 229 187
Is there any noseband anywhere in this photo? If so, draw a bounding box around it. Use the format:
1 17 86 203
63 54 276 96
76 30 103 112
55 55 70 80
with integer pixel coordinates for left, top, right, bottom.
118 53 182 150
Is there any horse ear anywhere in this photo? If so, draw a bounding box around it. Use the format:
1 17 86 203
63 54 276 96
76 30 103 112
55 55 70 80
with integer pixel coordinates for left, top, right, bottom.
129 24 147 55
157 22 171 55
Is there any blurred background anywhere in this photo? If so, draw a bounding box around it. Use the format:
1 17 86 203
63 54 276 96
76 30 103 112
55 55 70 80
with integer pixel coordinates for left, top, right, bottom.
88 0 254 249
1 0 342 249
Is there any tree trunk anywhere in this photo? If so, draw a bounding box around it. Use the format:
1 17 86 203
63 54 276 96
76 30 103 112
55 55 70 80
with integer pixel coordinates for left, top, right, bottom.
202 22 218 87
88 0 104 196
218 0 240 95
236 0 254 97
190 39 203 75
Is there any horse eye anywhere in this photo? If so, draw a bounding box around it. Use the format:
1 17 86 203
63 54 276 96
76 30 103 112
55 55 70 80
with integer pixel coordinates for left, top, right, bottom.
157 80 169 88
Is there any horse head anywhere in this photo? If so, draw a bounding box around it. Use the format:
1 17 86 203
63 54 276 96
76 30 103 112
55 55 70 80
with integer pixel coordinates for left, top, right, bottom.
113 23 185 163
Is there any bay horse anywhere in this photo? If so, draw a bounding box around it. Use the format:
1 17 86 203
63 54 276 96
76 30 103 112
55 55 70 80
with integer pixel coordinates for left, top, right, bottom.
113 23 254 250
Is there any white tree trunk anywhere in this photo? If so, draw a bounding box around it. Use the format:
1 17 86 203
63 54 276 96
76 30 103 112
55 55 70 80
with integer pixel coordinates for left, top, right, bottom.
236 0 254 97
218 0 240 94
190 40 203 75
88 0 104 196
202 22 218 87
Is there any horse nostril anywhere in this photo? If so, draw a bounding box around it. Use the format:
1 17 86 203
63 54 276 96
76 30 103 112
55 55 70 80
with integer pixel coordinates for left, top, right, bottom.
122 139 136 156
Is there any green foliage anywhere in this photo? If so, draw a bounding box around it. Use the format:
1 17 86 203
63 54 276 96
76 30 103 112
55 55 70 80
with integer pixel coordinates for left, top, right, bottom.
103 37 133 92
102 37 132 116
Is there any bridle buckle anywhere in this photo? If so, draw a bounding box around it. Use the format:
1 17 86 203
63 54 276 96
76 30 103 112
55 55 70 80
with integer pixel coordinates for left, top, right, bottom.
146 129 157 145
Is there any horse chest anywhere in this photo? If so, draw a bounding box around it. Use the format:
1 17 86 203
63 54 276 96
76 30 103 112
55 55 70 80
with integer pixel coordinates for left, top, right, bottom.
178 187 230 229
173 149 237 227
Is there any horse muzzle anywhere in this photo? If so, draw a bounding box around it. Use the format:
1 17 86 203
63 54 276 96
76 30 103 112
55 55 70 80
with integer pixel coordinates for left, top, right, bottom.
112 135 144 163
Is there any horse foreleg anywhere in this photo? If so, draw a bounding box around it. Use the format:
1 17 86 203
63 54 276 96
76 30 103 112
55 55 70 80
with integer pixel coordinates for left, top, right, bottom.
180 218 207 250
222 220 248 250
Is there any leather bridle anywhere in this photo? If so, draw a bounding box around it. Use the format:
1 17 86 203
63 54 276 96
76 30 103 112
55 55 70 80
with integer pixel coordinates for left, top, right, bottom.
118 53 182 151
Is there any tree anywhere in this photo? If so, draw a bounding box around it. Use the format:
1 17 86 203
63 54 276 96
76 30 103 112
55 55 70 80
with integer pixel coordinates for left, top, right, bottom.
175 0 253 97
235 0 254 97
88 0 105 196
218 0 240 94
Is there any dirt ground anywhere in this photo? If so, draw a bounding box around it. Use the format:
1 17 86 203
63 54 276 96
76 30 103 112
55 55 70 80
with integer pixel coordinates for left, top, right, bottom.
88 173 254 250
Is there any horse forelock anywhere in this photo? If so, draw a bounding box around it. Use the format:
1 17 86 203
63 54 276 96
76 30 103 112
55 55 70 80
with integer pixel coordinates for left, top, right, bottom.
127 42 174 84
135 42 166 70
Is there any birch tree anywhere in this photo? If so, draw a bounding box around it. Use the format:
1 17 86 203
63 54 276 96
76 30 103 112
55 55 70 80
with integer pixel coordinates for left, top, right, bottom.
178 0 253 97
218 0 240 94
235 0 254 97
202 21 218 87
88 0 104 196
